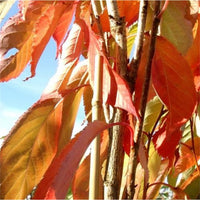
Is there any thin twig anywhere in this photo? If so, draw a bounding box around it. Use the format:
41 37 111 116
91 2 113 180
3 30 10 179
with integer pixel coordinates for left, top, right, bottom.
91 0 108 56
126 1 161 199
128 0 148 93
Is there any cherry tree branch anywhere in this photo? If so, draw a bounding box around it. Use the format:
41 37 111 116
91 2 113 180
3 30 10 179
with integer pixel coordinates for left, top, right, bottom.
126 1 161 199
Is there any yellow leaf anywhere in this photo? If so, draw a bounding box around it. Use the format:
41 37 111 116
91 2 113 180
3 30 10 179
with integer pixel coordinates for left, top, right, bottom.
0 98 62 199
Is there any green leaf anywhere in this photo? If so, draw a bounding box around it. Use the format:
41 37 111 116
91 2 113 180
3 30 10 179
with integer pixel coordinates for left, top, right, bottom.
148 142 161 184
143 96 163 133
184 176 200 199
160 1 196 54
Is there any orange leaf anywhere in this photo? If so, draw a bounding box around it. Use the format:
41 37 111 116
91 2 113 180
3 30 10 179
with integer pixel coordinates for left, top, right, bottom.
175 137 200 175
0 97 62 199
53 1 77 55
33 121 115 199
88 30 138 117
117 0 139 26
0 1 52 81
42 20 87 97
72 130 109 199
0 1 76 82
186 14 200 92
29 2 70 80
152 36 197 125
0 87 84 199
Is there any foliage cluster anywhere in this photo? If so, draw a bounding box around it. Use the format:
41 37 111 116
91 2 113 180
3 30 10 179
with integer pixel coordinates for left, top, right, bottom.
0 0 200 199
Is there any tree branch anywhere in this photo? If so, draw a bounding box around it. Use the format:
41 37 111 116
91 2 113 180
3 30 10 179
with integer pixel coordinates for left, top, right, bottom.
104 1 128 199
126 1 161 199
128 0 148 93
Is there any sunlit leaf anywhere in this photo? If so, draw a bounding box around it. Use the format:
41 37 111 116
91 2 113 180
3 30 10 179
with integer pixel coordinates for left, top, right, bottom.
152 36 197 125
33 121 116 199
117 0 139 26
148 142 161 184
42 20 87 97
160 1 198 54
72 130 108 199
175 137 200 174
183 176 200 199
88 30 138 118
53 1 77 54
0 97 62 199
186 14 200 92
152 117 182 158
147 160 169 199
83 84 93 123
143 96 163 133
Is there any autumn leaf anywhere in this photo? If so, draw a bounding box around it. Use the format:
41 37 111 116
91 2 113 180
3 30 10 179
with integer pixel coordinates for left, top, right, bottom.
143 96 163 134
152 117 182 158
0 1 77 82
186 14 200 92
72 130 109 199
127 23 137 57
174 137 200 175
0 1 52 81
151 36 197 157
33 121 117 199
117 0 139 26
0 97 62 199
42 20 87 97
160 0 198 54
147 159 169 199
88 29 138 117
29 2 71 80
0 85 85 199
53 1 77 55
152 36 197 125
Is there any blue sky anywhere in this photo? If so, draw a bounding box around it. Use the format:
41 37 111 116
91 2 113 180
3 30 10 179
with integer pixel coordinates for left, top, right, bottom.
0 1 85 142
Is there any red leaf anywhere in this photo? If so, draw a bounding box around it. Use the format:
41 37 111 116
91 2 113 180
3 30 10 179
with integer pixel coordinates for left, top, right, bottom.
53 1 77 56
152 36 197 125
88 30 138 118
72 130 109 199
117 0 139 26
29 2 69 80
33 121 116 199
152 117 182 158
